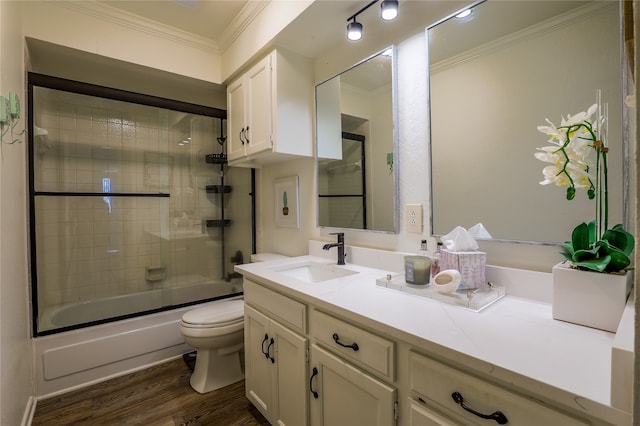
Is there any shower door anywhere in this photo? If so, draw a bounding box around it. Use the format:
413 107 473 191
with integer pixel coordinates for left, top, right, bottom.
29 74 253 335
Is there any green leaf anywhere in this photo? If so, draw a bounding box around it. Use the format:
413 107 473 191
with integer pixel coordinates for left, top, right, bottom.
571 255 610 273
570 222 591 251
609 224 635 256
596 240 631 272
566 186 576 200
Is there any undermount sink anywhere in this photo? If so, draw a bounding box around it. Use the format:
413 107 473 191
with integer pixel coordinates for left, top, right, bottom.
273 262 359 283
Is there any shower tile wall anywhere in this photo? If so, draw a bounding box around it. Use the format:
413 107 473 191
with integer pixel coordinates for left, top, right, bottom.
33 88 226 324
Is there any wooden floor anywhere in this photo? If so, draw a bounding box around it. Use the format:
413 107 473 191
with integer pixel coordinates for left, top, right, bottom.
32 357 271 426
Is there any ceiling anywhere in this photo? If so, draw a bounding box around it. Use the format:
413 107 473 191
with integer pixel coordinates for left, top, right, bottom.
95 1 471 60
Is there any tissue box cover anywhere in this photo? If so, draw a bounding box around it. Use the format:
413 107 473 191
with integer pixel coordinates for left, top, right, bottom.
440 249 486 289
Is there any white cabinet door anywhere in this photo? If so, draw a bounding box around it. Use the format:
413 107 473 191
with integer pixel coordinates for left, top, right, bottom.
227 78 247 162
245 304 309 426
310 344 396 426
246 54 273 156
272 319 308 426
244 305 274 420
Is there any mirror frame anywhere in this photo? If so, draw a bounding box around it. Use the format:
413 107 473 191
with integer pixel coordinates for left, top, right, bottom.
315 46 400 234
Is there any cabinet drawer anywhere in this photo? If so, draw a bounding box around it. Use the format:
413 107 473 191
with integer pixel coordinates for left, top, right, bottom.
409 351 588 425
310 309 394 381
244 279 306 334
409 399 463 426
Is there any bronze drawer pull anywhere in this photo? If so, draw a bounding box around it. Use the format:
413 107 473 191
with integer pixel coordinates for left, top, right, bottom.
451 392 508 424
332 333 359 351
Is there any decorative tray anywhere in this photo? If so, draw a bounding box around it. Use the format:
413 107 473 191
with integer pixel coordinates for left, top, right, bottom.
375 273 505 312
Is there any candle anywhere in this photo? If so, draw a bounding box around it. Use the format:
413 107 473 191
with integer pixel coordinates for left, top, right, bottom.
404 256 431 285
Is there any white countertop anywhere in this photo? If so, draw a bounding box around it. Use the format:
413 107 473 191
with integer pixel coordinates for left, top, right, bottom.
236 253 631 425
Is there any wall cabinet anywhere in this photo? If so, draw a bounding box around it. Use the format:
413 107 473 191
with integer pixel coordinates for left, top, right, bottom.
226 49 313 167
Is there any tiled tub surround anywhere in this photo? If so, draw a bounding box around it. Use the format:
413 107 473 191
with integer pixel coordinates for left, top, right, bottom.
237 242 633 425
31 86 249 333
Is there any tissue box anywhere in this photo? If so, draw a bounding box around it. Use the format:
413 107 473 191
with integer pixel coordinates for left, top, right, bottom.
440 249 486 289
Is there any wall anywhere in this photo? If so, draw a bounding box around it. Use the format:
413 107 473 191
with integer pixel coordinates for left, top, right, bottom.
0 1 34 424
21 2 221 85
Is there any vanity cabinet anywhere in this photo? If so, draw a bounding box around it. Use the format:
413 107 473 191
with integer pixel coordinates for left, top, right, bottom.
240 264 608 426
226 49 313 167
244 280 308 426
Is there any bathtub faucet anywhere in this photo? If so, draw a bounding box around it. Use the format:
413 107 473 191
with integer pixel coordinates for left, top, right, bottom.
322 232 346 265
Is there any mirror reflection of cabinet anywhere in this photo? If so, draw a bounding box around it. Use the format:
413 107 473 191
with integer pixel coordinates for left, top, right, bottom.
227 49 313 167
315 47 398 233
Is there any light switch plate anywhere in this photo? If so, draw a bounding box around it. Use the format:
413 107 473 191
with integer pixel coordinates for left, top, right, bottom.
406 203 422 233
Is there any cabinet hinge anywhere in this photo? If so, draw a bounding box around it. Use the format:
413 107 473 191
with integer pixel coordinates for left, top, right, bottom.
305 347 309 362
394 401 399 420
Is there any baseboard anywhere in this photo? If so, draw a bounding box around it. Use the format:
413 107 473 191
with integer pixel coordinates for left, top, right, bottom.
21 396 36 426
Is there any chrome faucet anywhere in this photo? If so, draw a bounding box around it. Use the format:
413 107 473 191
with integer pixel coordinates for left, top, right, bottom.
322 232 346 265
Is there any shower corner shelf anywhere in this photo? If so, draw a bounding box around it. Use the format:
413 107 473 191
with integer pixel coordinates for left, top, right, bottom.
206 185 233 194
206 153 228 164
206 219 232 228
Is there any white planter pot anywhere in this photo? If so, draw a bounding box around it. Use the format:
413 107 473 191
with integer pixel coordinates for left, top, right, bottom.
552 261 633 332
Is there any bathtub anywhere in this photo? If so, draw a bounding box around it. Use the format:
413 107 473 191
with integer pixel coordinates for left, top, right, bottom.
33 279 243 398
39 280 242 332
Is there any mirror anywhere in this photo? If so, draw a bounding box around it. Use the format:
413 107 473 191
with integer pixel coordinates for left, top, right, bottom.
316 47 398 232
429 1 625 243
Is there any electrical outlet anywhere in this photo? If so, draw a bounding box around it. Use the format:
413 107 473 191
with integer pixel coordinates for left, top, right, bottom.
406 203 422 233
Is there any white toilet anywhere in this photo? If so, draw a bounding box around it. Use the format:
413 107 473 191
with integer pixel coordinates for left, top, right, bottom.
180 252 288 394
180 299 245 394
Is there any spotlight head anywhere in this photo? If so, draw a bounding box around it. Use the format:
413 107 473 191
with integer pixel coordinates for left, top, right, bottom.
346 20 363 41
380 0 398 21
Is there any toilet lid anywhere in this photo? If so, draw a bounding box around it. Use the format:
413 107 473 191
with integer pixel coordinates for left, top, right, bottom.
181 299 244 327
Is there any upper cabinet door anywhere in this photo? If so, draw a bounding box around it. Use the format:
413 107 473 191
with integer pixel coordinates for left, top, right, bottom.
246 55 273 157
227 78 247 162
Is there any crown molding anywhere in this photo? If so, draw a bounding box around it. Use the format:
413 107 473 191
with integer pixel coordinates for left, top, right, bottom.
217 1 270 53
54 1 220 54
431 2 615 74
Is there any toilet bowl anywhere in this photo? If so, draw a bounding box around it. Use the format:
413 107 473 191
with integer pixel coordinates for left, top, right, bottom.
180 299 245 394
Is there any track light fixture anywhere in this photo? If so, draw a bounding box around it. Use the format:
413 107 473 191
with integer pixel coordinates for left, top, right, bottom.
380 0 398 21
345 0 399 41
347 18 363 41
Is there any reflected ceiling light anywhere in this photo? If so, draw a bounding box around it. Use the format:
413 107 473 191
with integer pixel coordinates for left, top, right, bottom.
455 8 472 19
346 0 399 41
380 0 398 21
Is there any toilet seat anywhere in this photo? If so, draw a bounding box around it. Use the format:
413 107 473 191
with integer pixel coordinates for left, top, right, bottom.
180 299 244 335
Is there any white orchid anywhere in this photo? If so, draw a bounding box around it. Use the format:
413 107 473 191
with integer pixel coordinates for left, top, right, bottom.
535 103 599 200
535 96 634 274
